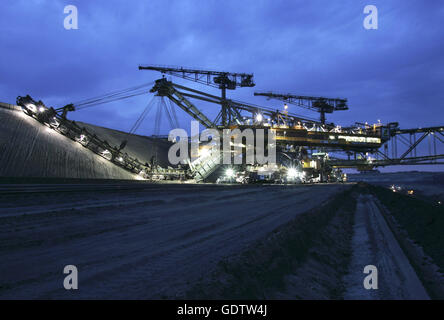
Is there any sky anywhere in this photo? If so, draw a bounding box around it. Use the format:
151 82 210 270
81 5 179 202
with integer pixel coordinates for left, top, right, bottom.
1 0 443 172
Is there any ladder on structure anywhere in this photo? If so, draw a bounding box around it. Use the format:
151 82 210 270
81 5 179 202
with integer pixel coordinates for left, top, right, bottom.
190 149 223 182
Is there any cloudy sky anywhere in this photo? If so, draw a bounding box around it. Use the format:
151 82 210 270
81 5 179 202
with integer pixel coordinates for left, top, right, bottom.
1 0 443 171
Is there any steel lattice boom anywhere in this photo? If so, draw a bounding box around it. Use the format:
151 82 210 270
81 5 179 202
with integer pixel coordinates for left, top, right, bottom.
14 64 444 183
140 65 255 126
149 78 389 153
254 91 348 124
139 65 255 89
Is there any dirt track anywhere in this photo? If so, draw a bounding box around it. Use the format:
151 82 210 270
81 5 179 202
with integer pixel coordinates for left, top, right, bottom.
0 183 350 299
343 194 429 299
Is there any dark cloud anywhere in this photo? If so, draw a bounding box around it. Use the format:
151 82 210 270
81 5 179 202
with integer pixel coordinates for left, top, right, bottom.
1 0 443 171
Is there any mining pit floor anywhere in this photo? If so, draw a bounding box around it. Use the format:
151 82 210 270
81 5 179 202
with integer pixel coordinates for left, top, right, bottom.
1 181 442 299
0 183 350 299
1 102 443 300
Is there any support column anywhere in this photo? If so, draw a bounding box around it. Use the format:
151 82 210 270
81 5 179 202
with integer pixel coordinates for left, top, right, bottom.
221 87 227 126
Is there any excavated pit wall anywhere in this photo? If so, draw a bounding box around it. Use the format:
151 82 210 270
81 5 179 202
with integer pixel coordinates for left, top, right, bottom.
0 102 170 180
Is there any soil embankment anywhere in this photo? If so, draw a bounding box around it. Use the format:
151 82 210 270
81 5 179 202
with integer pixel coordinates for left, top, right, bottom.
0 103 170 180
186 183 443 299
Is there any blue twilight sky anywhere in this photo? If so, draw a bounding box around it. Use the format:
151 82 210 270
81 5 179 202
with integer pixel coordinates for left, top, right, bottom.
1 0 443 171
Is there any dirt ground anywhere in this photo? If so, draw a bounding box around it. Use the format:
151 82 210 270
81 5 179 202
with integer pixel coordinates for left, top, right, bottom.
0 183 350 299
1 180 442 299
343 193 429 299
185 184 442 300
185 187 356 299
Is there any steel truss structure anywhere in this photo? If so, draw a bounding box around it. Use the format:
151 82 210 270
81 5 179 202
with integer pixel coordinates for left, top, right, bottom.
149 77 387 153
254 91 348 124
327 125 444 170
15 65 444 183
16 95 185 180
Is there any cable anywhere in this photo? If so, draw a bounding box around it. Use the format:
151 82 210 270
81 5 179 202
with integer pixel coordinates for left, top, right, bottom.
76 88 148 108
168 98 180 129
71 81 154 107
128 97 155 135
162 97 176 131
154 98 163 136
75 90 149 110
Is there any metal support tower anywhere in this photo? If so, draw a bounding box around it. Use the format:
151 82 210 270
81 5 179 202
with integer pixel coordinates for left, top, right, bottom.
254 91 348 124
139 65 255 126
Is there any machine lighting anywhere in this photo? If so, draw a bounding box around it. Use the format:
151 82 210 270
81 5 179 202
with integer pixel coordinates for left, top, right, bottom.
50 117 60 128
256 113 263 122
338 135 381 144
39 107 46 112
199 148 210 158
284 104 288 110
26 104 37 113
225 168 235 178
101 149 112 160
76 134 88 144
287 168 299 179
136 170 146 180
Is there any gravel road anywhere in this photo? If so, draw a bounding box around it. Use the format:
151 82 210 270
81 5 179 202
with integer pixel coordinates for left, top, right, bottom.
0 183 350 299
343 194 429 299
